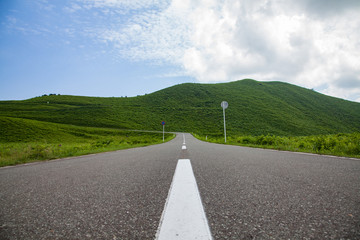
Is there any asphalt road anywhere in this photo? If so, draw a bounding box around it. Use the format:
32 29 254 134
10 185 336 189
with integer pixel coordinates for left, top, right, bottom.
1 133 359 239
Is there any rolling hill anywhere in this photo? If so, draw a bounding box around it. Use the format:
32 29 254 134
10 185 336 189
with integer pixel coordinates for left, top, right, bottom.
1 79 360 136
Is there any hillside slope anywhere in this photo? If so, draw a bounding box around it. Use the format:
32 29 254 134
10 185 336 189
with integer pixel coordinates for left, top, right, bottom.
1 79 359 136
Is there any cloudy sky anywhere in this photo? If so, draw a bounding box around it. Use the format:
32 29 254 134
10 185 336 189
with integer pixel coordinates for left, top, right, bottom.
1 0 360 102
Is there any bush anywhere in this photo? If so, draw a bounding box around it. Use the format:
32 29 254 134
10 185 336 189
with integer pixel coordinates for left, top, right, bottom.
198 132 360 158
28 145 52 159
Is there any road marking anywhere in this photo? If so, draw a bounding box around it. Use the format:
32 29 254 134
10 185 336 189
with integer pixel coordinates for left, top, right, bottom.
263 148 360 161
182 133 186 145
182 145 186 150
156 159 212 240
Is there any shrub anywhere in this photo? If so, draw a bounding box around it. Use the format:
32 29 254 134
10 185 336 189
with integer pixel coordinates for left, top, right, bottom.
198 132 360 158
28 145 52 159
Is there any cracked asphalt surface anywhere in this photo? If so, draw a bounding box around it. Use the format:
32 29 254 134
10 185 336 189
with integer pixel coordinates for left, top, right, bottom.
1 133 359 239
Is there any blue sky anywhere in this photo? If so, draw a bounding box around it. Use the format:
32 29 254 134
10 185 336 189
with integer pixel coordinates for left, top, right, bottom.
0 0 193 100
1 0 360 102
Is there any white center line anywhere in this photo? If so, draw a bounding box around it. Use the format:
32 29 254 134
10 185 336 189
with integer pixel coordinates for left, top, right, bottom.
182 133 186 145
156 159 212 240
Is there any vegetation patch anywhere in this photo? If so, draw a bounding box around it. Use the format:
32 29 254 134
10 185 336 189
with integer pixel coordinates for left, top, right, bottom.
1 79 359 136
0 117 175 167
194 133 360 159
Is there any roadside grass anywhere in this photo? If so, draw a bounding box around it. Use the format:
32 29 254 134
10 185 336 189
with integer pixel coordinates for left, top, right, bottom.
0 117 175 167
194 132 360 159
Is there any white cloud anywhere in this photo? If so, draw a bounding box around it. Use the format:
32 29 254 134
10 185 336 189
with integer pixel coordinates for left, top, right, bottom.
174 0 360 102
75 0 170 13
95 0 191 64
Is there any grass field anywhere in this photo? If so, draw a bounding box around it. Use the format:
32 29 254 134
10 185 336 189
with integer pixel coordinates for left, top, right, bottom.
1 79 360 136
194 133 360 159
0 116 175 167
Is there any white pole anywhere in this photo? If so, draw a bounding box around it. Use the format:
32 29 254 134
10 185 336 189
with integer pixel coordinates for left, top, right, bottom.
223 107 226 143
163 124 165 142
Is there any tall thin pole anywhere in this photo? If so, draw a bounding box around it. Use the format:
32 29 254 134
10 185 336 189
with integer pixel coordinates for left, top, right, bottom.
163 124 165 142
223 107 226 143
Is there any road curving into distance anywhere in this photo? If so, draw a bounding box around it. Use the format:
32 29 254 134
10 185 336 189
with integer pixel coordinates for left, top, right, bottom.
1 133 359 239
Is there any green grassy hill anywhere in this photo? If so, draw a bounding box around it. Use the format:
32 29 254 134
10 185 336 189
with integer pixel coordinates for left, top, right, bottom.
1 79 360 136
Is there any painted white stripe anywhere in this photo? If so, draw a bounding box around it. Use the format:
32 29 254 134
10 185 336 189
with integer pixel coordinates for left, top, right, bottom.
264 148 360 161
182 133 186 145
156 159 212 240
182 145 186 150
